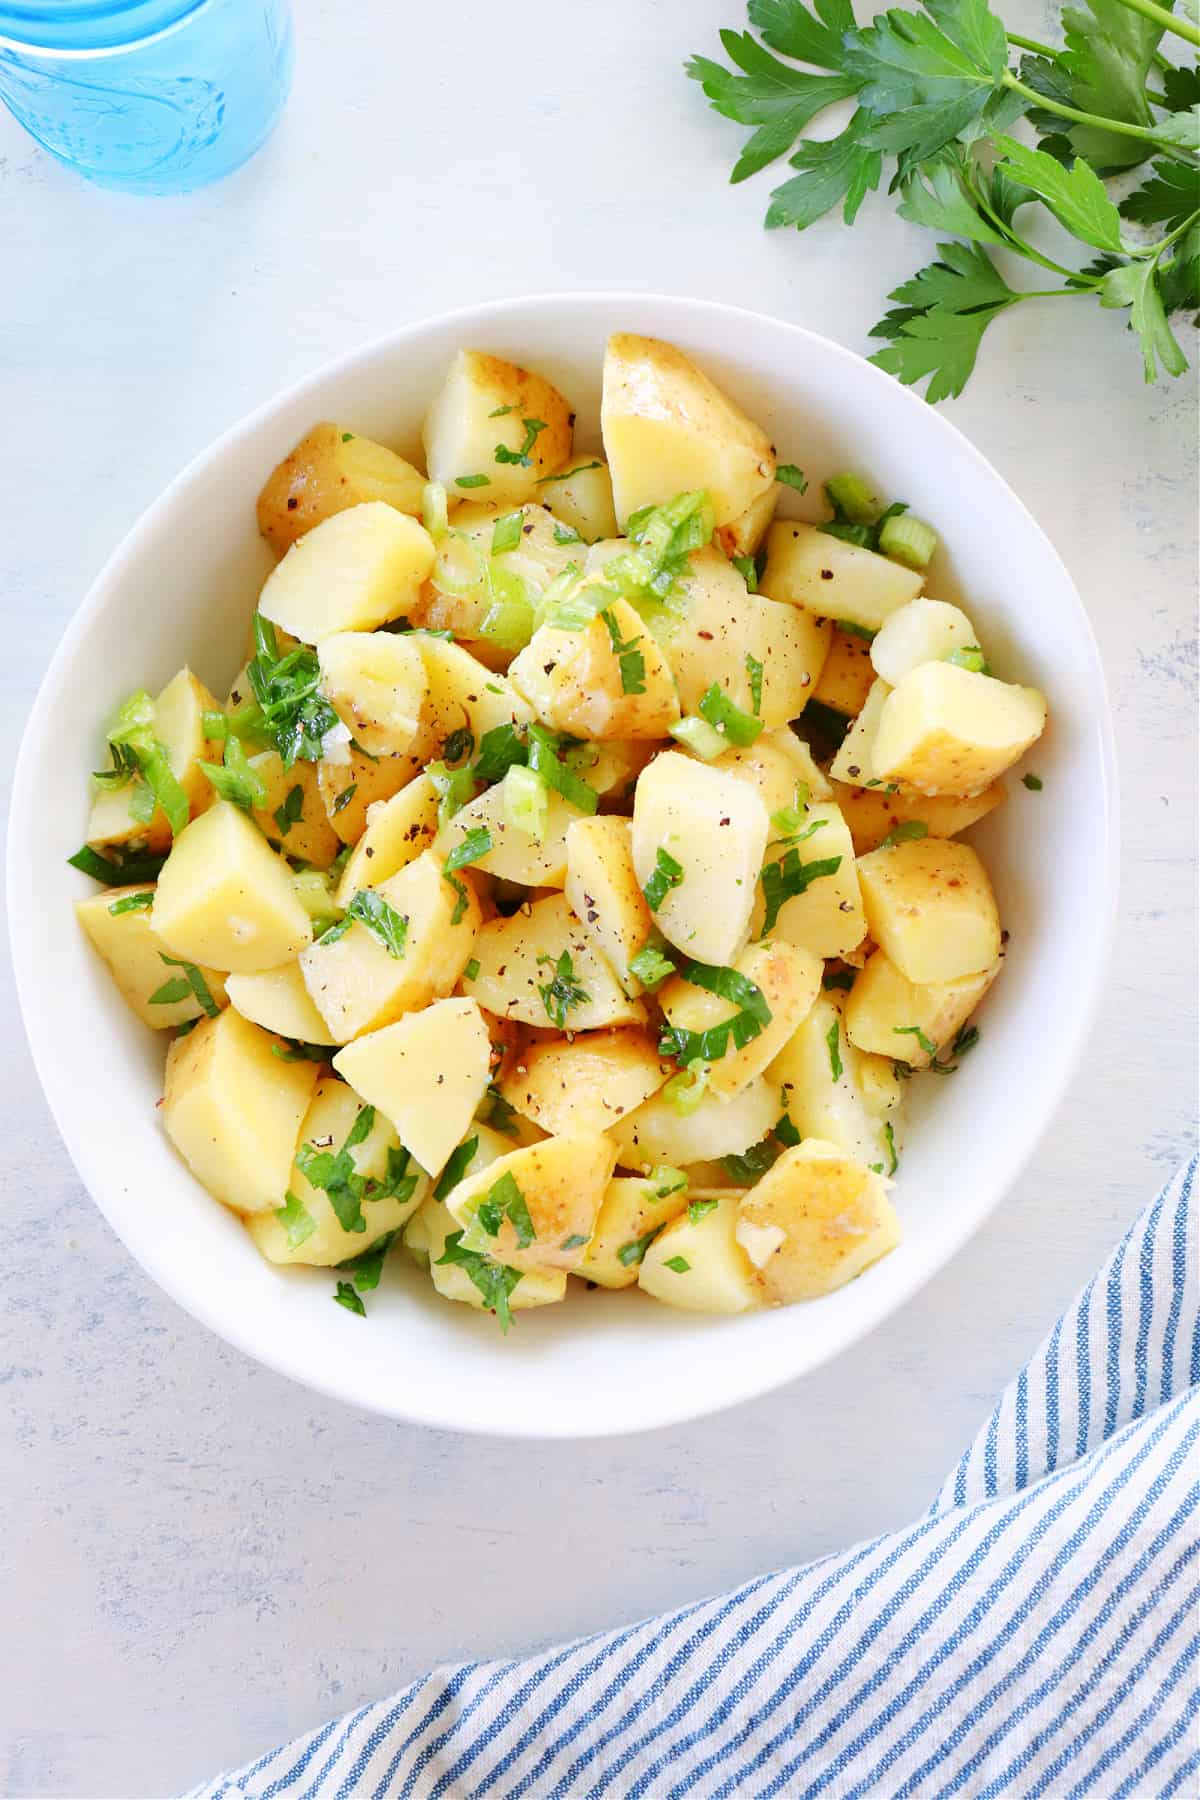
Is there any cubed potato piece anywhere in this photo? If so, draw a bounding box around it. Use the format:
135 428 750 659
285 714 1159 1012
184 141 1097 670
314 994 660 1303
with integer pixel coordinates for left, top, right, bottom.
499 1026 668 1137
601 333 775 528
462 892 644 1030
632 751 769 967
746 595 832 726
423 350 574 506
245 1077 428 1266
761 522 924 631
829 678 892 788
753 800 865 960
224 961 336 1046
151 802 313 974
716 485 779 559
576 1173 692 1289
420 503 581 653
256 423 427 558
163 1008 320 1213
410 636 533 763
857 836 1000 983
509 599 680 740
317 630 426 758
845 949 1001 1067
659 940 821 1099
699 728 832 821
334 774 440 906
411 1193 568 1314
75 887 228 1030
564 815 655 996
318 743 422 846
639 1196 758 1313
300 850 481 1041
539 453 618 542
830 778 1005 856
258 503 436 643
86 668 223 853
871 662 1048 796
333 997 492 1178
442 1133 617 1272
248 751 341 869
435 780 584 889
586 738 658 805
770 993 903 1170
737 1140 899 1303
869 599 979 685
403 1124 522 1270
660 547 756 716
607 1076 778 1172
812 629 877 717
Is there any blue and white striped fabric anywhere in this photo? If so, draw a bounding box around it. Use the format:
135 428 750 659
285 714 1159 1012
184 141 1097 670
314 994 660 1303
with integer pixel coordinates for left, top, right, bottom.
192 1158 1199 1800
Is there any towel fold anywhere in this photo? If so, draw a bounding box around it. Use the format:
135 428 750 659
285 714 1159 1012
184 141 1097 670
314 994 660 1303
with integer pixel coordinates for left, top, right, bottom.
190 1158 1199 1800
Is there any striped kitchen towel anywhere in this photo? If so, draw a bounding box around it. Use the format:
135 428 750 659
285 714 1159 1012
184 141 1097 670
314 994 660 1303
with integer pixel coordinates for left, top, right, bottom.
190 1156 1199 1800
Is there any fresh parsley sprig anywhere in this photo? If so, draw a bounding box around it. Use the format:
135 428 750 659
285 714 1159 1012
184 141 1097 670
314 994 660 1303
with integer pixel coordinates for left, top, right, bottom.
689 0 1200 397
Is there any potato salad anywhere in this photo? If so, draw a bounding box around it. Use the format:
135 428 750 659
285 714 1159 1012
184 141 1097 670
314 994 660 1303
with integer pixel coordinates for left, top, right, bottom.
72 334 1048 1330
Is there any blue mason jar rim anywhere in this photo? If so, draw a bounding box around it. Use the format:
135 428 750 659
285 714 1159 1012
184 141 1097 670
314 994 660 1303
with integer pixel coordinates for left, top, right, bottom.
0 0 208 53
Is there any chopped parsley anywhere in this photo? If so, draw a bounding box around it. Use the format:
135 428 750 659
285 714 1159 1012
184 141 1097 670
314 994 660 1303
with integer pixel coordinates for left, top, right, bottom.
946 645 992 675
273 783 305 837
774 1111 801 1148
442 726 475 766
103 690 190 835
470 1170 536 1250
480 1085 521 1137
271 1039 329 1063
629 942 677 991
642 846 685 912
527 725 599 814
894 1024 938 1058
435 1136 479 1201
823 968 856 992
332 782 357 815
663 1256 691 1274
687 1198 719 1224
745 654 764 716
295 1104 378 1236
698 681 763 748
428 760 477 827
69 845 167 884
733 556 758 592
443 826 493 878
536 949 590 1029
837 619 876 642
275 1191 317 1249
826 1019 844 1082
473 722 528 784
879 820 928 849
200 732 270 812
721 1136 781 1184
776 464 808 493
337 1228 401 1295
659 961 772 1065
107 890 154 916
617 1226 665 1267
1022 772 1044 791
333 1281 366 1317
150 953 221 1017
884 1120 899 1177
244 614 338 770
537 460 601 484
760 852 843 935
488 404 515 418
494 418 547 468
928 1023 982 1074
348 889 408 957
464 957 481 982
601 609 647 696
435 1233 523 1331
561 1232 590 1251
455 473 491 489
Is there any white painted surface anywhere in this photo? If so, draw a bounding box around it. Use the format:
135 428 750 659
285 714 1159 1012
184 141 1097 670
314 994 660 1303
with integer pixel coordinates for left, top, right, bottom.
0 0 1194 1793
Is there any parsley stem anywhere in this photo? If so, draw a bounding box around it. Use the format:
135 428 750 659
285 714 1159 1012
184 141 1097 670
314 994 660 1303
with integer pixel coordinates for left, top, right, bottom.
962 158 1081 281
1005 29 1058 54
1111 0 1200 47
1143 205 1200 259
1001 71 1200 147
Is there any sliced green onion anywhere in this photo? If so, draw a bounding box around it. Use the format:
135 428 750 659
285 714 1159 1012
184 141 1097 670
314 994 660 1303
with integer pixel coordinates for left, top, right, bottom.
527 725 599 814
428 760 477 828
669 716 727 761
421 480 449 540
503 764 548 840
945 645 991 675
663 1060 710 1115
878 512 937 570
479 567 535 651
697 682 763 748
491 511 524 556
432 530 486 600
824 474 879 525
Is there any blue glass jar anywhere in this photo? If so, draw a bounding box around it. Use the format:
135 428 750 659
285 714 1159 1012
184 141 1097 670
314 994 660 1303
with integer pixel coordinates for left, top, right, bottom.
0 0 293 194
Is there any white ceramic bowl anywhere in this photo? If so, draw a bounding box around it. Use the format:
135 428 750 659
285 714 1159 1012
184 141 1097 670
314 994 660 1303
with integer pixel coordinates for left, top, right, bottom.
9 294 1118 1438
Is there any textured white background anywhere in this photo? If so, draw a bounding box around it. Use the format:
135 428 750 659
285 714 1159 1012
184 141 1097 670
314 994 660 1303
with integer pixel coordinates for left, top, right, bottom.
1 1 1196 1794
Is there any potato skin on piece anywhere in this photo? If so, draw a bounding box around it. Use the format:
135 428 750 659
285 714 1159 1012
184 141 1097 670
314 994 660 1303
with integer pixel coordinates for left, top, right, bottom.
736 1140 900 1304
422 350 574 506
498 1025 669 1138
845 949 1001 1067
577 1174 691 1289
829 778 1006 856
856 836 1001 985
258 502 436 643
256 423 427 558
871 662 1047 796
442 1133 618 1273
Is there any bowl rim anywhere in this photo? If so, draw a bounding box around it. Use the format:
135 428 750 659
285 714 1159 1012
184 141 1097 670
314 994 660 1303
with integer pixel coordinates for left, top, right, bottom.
8 290 1121 1438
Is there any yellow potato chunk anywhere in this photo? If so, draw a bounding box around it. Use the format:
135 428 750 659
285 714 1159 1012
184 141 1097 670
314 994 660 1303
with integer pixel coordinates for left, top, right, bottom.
442 1133 617 1272
638 1196 758 1313
317 630 427 758
857 836 1001 983
256 422 426 558
462 892 644 1031
334 774 440 906
753 800 866 960
499 1026 668 1137
75 886 228 1030
872 662 1048 796
86 668 222 854
830 778 1006 855
224 961 336 1046
333 997 491 1178
702 729 832 818
435 778 582 890
300 850 481 1042
829 678 892 788
761 522 925 630
318 744 421 846
746 595 832 725
737 1140 900 1303
632 750 769 967
258 502 436 642
163 1008 320 1213
539 453 618 542
509 600 680 740
577 1173 692 1290
601 333 775 528
564 815 655 996
607 1076 778 1172
660 547 755 715
659 941 821 1099
770 993 903 1170
812 629 877 717
151 802 314 974
245 1078 428 1265
869 599 979 685
409 1193 568 1315
410 636 533 762
248 751 341 869
845 948 1001 1067
422 350 574 506
716 485 778 559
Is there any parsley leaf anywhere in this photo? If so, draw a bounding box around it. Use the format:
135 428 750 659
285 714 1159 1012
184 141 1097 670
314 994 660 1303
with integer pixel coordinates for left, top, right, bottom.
107 889 154 916
760 851 843 935
244 615 338 770
333 1281 366 1317
436 1232 523 1331
346 889 409 958
767 114 883 231
894 1023 939 1056
296 1105 378 1236
473 723 529 784
826 1018 844 1081
880 819 929 847
435 1136 480 1201
274 783 305 837
536 950 590 1029
642 846 685 912
664 1256 692 1274
699 681 764 747
443 826 493 878
527 725 600 815
1099 257 1189 381
659 961 773 1064
629 942 677 991
276 1191 317 1249
687 29 862 182
152 953 221 1016
870 241 1016 402
601 609 647 696
745 653 764 715
200 733 270 813
495 419 547 468
775 462 809 491
1022 771 1044 790
688 1198 720 1223
470 1170 536 1251
618 1226 666 1267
